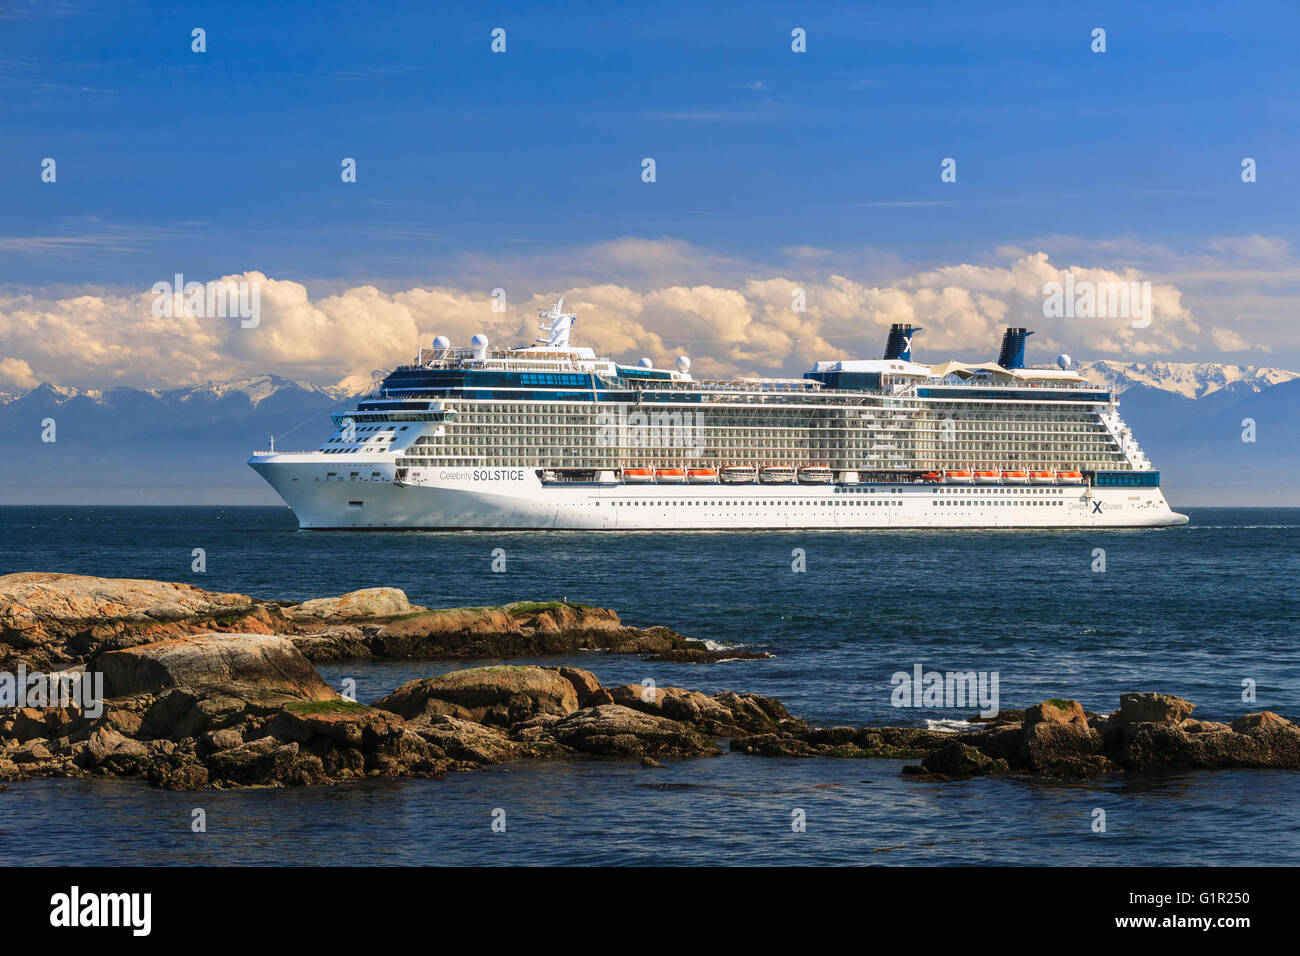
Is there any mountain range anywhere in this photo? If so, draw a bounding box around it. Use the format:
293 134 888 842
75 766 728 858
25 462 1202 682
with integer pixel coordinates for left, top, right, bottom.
1 362 1296 505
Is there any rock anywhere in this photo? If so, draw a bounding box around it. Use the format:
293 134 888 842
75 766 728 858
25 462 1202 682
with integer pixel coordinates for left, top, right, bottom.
507 602 622 635
271 700 404 748
13 741 53 763
204 736 328 787
1020 698 1109 777
269 700 442 777
0 572 259 666
850 727 957 757
710 691 806 735
729 733 819 757
373 665 578 727
0 572 712 667
922 741 1005 776
138 690 248 741
284 625 370 662
10 707 79 743
807 726 858 746
1182 719 1232 734
290 588 418 621
96 633 338 706
365 602 702 660
416 715 521 764
201 728 244 753
1116 692 1195 725
555 667 608 706
974 723 1023 759
1230 711 1291 733
552 705 721 758
145 754 210 790
1025 698 1086 726
85 727 127 764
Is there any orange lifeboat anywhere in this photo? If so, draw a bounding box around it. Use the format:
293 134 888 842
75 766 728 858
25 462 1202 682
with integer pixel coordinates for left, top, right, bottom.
973 470 1002 484
623 468 654 483
945 470 973 483
686 467 719 484
654 468 687 484
1056 470 1085 484
1028 471 1055 484
1002 470 1029 483
921 471 944 483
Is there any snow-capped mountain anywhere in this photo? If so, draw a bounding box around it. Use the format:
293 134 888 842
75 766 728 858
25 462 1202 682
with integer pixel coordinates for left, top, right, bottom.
1078 360 1300 399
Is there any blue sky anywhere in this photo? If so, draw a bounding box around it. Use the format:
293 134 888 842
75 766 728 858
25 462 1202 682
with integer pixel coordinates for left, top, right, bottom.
2 0 1299 387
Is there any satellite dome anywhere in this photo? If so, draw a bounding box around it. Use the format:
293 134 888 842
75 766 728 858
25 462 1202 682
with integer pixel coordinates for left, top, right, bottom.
432 335 450 350
1057 353 1072 369
675 355 691 373
637 357 654 368
470 333 489 359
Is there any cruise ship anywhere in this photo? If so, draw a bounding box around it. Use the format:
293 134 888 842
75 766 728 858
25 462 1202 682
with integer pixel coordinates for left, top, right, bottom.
249 299 1187 529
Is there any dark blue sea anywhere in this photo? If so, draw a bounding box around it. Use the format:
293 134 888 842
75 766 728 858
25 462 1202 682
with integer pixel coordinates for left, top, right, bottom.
1 505 1297 866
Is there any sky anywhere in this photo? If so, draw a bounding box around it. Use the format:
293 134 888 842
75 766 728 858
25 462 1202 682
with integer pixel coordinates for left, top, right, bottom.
2 0 1299 390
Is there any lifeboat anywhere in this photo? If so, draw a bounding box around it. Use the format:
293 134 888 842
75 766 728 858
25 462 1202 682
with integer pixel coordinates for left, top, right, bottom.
973 470 1002 483
686 467 719 484
1002 470 1029 484
1029 470 1055 484
622 468 655 483
759 466 796 484
921 471 944 483
1056 470 1085 484
654 468 686 483
797 465 833 484
720 465 757 484
944 470 973 484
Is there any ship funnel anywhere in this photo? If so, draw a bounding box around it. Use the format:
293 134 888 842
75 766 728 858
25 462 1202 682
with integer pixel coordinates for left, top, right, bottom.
883 324 921 361
997 327 1034 369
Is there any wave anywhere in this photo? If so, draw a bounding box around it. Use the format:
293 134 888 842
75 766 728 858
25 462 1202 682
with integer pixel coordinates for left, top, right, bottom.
924 718 980 733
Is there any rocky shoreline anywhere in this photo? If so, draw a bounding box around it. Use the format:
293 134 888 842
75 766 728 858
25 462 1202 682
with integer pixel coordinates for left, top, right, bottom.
0 572 759 670
1 573 1297 790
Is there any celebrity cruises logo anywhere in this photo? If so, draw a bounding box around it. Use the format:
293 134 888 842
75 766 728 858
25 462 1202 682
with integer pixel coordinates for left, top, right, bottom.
891 664 1000 718
0 665 103 717
49 886 151 936
596 408 705 456
151 272 262 328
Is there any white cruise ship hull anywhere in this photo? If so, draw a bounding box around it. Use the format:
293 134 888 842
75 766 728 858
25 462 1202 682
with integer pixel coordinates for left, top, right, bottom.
250 459 1189 530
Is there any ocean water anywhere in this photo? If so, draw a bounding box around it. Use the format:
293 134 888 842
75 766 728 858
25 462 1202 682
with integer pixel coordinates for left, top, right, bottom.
1 505 1298 866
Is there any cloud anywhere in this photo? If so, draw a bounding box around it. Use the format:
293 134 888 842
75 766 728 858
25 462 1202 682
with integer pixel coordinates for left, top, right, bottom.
1211 326 1250 351
0 244 1273 390
0 357 38 389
